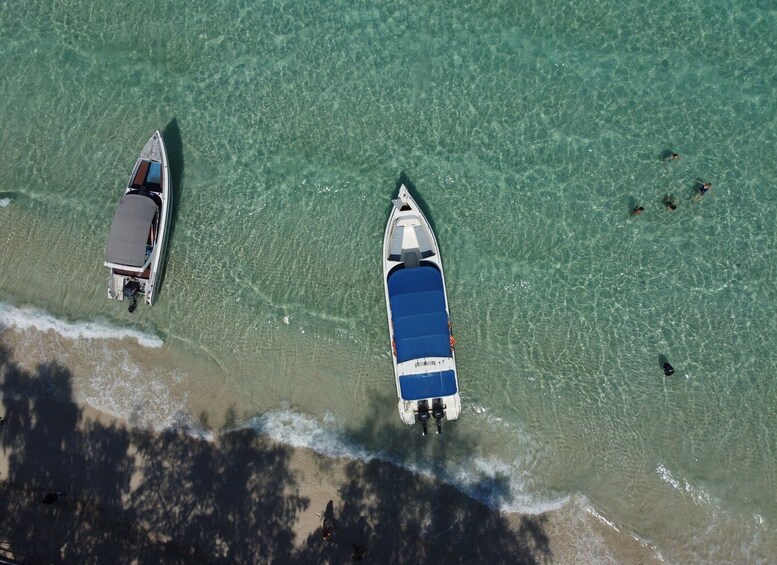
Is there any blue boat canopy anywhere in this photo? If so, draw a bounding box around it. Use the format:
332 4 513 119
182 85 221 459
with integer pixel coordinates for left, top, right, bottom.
388 265 451 363
399 370 457 401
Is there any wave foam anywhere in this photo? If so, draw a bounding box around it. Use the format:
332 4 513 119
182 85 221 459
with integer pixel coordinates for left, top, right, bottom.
83 348 183 429
0 303 163 348
0 197 11 208
656 463 714 507
245 409 568 514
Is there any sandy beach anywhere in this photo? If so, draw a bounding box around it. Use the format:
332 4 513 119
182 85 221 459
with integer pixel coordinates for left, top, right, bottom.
0 344 658 564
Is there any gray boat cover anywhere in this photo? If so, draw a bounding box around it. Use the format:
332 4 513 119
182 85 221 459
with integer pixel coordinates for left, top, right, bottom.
105 194 158 268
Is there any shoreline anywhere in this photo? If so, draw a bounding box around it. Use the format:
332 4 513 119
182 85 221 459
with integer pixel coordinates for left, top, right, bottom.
0 317 660 562
0 393 657 564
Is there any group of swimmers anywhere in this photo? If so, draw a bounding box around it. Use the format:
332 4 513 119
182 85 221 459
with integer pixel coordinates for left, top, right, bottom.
630 152 712 216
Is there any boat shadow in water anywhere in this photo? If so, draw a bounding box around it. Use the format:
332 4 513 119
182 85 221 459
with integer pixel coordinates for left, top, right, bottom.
154 118 184 303
0 344 551 564
393 172 439 238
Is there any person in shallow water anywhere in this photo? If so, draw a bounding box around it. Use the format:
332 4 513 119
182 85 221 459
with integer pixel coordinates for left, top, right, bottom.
631 206 645 216
663 362 675 376
663 194 677 210
664 152 680 161
692 182 712 202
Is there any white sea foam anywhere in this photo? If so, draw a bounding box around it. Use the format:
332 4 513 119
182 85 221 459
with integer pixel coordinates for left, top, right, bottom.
244 409 568 514
0 197 11 207
656 463 714 507
80 344 205 436
0 303 163 348
586 503 621 532
85 360 179 428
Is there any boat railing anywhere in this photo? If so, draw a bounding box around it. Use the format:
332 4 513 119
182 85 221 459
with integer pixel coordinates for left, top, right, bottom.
414 359 437 369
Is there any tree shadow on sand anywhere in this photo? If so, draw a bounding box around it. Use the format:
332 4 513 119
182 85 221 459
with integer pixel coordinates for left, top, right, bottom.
0 338 553 564
0 340 307 563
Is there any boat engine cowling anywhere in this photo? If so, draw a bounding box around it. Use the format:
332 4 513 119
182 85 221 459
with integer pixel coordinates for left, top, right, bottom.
432 399 445 434
417 400 430 435
123 280 141 313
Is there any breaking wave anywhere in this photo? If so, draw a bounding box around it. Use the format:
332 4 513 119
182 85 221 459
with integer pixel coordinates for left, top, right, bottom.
244 409 569 515
0 303 163 348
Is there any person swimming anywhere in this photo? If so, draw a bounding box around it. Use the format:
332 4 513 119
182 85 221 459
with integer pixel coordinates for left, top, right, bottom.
663 194 677 210
692 182 712 202
663 152 680 161
663 362 674 376
631 206 645 216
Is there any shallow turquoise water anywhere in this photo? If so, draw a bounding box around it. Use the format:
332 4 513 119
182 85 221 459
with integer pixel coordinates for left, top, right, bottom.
1 1 776 560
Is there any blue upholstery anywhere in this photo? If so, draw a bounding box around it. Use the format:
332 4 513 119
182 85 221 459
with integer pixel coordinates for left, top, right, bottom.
399 370 457 400
388 265 450 363
146 162 162 185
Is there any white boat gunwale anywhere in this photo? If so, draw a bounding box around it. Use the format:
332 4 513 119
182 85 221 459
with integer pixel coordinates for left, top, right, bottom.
382 184 461 433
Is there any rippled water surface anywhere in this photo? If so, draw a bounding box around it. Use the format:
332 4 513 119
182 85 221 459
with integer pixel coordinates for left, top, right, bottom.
1 1 776 561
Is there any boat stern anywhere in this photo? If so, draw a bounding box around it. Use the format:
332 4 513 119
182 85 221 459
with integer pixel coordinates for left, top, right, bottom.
395 360 460 434
398 393 461 435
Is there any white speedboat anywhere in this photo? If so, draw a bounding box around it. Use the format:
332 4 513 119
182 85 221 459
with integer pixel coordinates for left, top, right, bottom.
104 131 172 311
382 184 461 434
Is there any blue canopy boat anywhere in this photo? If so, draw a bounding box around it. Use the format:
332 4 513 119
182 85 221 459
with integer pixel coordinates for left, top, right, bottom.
382 185 461 434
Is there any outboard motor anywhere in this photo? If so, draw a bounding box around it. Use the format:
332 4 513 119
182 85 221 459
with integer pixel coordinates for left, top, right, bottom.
123 280 141 313
417 400 430 436
432 399 445 434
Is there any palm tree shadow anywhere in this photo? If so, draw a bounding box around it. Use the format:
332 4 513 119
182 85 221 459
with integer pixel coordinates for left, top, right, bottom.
0 336 551 564
0 339 309 563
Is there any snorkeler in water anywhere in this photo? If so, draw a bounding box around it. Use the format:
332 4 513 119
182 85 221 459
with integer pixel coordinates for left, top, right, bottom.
663 194 677 210
692 182 712 202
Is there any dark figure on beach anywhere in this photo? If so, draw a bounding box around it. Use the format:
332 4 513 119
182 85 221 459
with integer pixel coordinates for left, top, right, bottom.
42 491 65 505
692 182 712 202
663 194 677 211
663 362 675 377
321 499 336 541
631 206 644 216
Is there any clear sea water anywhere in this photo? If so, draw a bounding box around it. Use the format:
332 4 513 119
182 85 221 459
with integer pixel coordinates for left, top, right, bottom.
1 1 776 561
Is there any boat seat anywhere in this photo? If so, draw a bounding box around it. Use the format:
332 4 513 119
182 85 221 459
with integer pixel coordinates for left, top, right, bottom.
146 161 162 186
403 250 420 268
131 161 150 188
414 226 435 258
389 225 404 261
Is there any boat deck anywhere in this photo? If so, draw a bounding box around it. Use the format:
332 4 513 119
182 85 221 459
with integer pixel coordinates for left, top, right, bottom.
114 267 151 280
388 217 435 262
